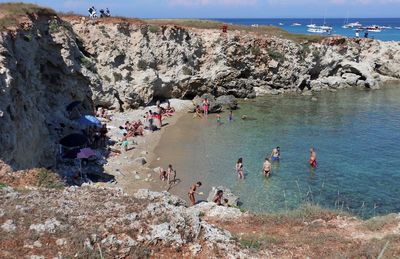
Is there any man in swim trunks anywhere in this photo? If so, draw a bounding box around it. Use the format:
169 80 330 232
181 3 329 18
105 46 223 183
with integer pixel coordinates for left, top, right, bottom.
188 182 202 206
309 148 317 168
263 157 271 177
270 147 280 162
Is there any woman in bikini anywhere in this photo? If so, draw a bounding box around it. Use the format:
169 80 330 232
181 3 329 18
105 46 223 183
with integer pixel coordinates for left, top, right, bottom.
309 148 317 168
236 158 245 180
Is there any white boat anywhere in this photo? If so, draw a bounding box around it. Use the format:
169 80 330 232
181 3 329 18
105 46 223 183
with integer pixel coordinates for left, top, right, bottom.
291 23 301 26
320 25 333 30
342 22 362 29
278 22 284 26
307 24 317 28
367 25 382 32
395 27 400 30
251 24 259 28
307 28 328 34
381 26 392 29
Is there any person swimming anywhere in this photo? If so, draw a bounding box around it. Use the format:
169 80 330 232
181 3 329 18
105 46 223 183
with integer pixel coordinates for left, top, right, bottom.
263 157 271 178
270 147 280 162
309 148 317 168
236 158 245 179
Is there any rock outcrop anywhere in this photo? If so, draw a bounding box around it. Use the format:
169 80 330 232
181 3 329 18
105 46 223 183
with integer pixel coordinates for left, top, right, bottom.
1 13 400 170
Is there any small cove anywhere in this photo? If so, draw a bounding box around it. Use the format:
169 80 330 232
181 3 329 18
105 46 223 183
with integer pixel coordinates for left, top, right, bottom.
153 86 400 218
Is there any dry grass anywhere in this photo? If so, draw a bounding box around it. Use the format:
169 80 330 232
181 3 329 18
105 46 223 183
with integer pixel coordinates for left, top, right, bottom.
0 2 55 29
362 213 399 231
148 19 323 43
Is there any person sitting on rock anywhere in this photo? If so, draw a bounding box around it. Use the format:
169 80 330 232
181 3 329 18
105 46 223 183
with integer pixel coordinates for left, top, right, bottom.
213 190 224 206
193 105 203 119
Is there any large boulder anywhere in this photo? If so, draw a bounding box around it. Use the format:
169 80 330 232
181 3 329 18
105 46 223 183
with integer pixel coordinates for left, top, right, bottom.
192 94 222 113
215 95 238 110
207 186 239 207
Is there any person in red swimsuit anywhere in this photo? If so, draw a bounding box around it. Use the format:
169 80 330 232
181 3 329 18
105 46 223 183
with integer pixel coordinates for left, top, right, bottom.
309 148 317 168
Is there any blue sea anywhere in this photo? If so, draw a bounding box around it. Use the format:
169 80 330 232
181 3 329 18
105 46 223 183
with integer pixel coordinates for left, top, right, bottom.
154 86 400 218
210 18 400 41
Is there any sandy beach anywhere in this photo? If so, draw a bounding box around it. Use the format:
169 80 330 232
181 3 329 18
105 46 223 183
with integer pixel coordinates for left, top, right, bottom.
103 99 192 195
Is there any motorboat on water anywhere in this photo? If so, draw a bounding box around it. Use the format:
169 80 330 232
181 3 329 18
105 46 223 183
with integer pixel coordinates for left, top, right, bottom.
278 22 284 26
342 21 362 29
366 25 382 32
307 27 331 34
291 23 301 26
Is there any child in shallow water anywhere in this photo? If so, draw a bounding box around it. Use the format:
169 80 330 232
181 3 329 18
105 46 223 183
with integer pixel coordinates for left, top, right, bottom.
216 114 222 125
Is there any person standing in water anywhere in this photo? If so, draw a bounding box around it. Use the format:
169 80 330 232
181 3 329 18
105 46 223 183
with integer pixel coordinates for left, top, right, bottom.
202 98 209 117
236 158 245 179
309 148 317 168
216 114 222 125
228 110 234 122
270 147 280 162
263 157 271 177
188 182 202 206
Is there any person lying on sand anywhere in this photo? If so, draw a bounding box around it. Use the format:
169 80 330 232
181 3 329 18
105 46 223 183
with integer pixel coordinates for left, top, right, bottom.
188 182 202 206
213 190 224 205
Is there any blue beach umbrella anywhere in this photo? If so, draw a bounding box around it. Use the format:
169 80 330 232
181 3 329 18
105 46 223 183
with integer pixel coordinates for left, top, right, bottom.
77 115 101 127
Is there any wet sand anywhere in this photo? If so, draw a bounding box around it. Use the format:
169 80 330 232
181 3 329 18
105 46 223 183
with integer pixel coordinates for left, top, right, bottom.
103 99 193 195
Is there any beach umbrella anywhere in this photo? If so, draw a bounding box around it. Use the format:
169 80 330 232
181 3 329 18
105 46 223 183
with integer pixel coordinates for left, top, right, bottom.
66 101 82 111
59 133 88 148
76 115 101 127
77 148 96 159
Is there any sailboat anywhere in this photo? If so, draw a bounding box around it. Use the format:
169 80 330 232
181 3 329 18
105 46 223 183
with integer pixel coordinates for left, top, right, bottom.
342 12 362 29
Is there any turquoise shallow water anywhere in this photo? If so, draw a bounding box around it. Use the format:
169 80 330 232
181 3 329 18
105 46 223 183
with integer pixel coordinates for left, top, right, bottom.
155 87 400 218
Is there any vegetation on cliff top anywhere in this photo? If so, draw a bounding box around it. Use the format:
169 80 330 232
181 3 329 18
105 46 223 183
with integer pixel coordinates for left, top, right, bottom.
0 2 55 29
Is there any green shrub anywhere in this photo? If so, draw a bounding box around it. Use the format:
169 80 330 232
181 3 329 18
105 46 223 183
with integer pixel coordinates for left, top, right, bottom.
113 72 123 81
0 183 7 189
104 75 111 82
148 25 160 33
137 60 147 70
250 45 261 56
36 168 64 189
267 49 285 63
80 57 96 72
182 66 192 76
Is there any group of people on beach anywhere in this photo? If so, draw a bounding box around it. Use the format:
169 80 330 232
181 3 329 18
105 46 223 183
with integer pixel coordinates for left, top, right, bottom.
159 164 177 184
118 100 176 152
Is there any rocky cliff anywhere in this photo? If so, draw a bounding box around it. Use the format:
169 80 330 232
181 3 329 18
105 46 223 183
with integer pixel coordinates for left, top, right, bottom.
1 12 400 170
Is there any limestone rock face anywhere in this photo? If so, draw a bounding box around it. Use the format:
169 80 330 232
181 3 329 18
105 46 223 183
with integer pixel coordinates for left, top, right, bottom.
1 14 400 170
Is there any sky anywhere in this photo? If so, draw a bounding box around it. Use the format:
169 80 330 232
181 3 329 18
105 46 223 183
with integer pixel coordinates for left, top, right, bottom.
1 0 400 18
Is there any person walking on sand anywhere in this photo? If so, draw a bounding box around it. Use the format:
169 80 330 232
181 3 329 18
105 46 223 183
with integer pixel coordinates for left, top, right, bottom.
263 157 271 178
202 98 209 117
309 147 317 168
167 164 176 184
188 182 202 205
236 158 245 179
270 147 280 162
